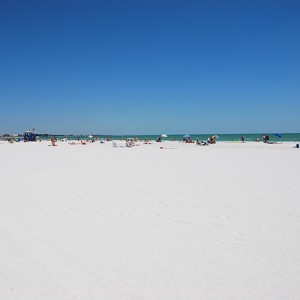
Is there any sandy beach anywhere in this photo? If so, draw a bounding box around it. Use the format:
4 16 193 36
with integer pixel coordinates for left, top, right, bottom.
1 140 299 300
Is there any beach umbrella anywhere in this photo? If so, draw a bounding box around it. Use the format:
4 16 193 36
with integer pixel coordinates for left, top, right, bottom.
212 135 219 139
275 133 282 138
183 134 190 138
161 134 168 138
88 135 94 139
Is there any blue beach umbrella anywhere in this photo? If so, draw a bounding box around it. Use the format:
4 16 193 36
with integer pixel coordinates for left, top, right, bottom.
183 134 190 138
275 134 282 138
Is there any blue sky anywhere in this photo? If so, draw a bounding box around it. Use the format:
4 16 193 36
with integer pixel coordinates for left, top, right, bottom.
0 0 299 134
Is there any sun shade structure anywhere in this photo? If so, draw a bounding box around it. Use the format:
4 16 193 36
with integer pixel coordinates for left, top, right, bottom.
161 134 168 138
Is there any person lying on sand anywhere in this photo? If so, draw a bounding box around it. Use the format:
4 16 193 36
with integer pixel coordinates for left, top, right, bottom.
160 146 178 149
196 140 209 146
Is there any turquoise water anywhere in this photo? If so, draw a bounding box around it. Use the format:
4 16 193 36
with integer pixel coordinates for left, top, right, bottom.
43 133 300 142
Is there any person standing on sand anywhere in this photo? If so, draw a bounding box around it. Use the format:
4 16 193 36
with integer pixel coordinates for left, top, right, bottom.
263 134 270 143
241 135 245 142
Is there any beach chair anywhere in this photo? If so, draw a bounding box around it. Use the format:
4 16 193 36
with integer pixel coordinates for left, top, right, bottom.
112 141 118 148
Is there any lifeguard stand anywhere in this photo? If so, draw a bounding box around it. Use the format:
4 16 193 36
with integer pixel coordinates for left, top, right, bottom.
24 130 37 142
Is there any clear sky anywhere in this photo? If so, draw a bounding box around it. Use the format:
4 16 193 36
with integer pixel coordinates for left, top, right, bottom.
0 0 299 134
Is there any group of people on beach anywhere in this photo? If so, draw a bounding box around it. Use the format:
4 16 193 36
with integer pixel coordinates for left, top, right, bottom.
2 132 285 147
48 135 218 147
241 134 270 143
263 134 270 143
47 133 277 147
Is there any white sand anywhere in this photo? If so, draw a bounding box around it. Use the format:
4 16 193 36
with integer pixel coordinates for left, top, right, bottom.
1 141 300 300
